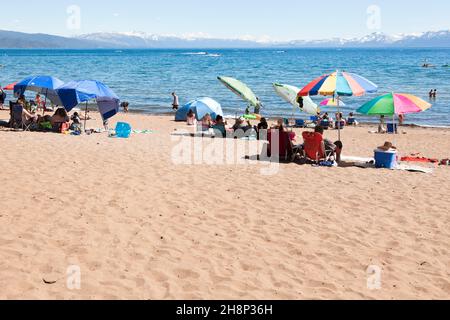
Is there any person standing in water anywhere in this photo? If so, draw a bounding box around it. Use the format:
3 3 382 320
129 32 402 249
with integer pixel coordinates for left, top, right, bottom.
254 97 262 115
171 92 179 111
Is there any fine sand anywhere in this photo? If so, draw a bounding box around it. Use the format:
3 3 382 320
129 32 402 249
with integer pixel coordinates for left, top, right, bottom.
0 110 449 300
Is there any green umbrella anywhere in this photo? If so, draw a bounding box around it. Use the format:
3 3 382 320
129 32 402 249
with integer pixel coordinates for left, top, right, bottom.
218 76 259 107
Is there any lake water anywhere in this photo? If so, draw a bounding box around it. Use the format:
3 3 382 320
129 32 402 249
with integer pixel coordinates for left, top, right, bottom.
0 48 449 126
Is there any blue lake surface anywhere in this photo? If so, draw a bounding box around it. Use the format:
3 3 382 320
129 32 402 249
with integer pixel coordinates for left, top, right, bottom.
0 48 449 126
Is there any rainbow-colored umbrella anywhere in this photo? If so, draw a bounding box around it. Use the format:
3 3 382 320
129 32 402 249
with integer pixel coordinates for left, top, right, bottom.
357 93 431 115
320 98 346 107
298 71 378 97
299 70 377 140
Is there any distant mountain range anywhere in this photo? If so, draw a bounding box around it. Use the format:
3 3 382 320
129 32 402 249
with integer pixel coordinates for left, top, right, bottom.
1 29 449 49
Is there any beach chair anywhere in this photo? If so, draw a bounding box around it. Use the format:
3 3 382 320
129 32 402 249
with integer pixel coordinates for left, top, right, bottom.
266 129 299 162
302 131 334 163
310 116 319 123
283 118 292 128
387 123 398 134
335 120 346 130
294 119 305 128
347 117 356 126
10 104 32 131
320 120 331 129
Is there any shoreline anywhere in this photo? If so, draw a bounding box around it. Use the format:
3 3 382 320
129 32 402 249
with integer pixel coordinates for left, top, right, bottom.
1 106 449 130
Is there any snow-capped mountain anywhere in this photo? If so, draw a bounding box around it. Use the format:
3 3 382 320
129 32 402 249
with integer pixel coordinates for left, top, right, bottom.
1 29 449 48
76 32 266 48
285 30 450 48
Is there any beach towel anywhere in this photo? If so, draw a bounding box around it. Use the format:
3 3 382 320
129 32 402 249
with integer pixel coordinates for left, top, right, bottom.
354 162 433 174
400 156 439 164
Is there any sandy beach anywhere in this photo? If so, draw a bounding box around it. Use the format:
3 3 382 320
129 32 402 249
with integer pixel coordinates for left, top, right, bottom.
0 109 449 300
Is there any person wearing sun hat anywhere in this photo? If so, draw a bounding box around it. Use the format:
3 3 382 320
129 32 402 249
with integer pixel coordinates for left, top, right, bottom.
377 141 397 152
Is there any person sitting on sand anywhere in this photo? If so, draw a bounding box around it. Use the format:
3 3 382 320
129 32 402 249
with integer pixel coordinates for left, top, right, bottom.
121 101 130 113
232 117 253 136
186 109 196 126
70 112 82 131
35 94 44 111
212 115 227 138
256 117 268 131
17 95 30 111
347 112 358 126
200 113 212 131
378 115 387 134
51 108 70 130
398 114 405 126
274 118 288 132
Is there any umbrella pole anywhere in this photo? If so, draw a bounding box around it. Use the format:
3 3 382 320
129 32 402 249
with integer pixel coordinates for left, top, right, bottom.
337 96 341 141
43 88 48 115
84 102 88 132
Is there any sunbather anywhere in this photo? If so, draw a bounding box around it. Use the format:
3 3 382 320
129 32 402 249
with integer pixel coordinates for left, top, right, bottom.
51 108 70 131
212 115 227 138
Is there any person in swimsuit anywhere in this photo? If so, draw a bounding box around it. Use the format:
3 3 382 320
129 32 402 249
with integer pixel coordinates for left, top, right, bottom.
172 92 179 111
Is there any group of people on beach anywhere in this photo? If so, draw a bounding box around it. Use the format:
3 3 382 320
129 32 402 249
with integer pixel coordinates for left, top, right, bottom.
184 110 343 163
7 94 88 133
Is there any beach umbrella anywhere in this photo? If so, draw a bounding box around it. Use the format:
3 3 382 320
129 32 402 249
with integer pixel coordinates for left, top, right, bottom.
299 70 378 140
357 93 431 116
218 76 259 108
56 80 120 129
3 82 17 90
176 97 223 121
273 83 319 116
14 76 64 107
320 98 346 107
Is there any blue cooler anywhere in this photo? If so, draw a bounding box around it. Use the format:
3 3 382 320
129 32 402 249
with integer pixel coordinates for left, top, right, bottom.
115 122 132 138
374 149 397 169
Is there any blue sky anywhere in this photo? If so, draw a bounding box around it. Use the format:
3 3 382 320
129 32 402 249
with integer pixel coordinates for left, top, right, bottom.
1 0 449 40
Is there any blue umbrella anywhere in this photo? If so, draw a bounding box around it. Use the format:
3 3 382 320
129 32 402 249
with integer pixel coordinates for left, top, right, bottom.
175 97 223 121
56 80 120 128
14 75 65 107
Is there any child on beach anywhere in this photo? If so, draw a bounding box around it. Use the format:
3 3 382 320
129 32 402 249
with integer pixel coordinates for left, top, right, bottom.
378 115 387 133
121 101 130 113
186 109 196 126
70 112 82 131
0 85 6 108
